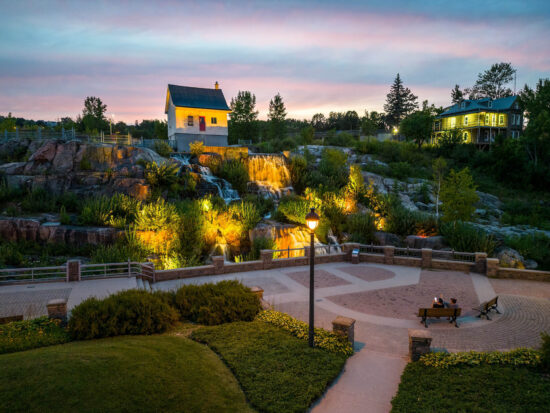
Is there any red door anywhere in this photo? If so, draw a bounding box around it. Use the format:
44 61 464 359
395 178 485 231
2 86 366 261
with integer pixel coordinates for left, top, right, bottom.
199 116 206 132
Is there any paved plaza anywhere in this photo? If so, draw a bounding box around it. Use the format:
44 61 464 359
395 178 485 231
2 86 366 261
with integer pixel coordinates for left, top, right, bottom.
2 262 549 412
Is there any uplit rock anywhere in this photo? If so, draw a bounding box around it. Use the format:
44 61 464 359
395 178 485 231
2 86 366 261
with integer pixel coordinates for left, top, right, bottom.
374 231 402 247
497 247 525 269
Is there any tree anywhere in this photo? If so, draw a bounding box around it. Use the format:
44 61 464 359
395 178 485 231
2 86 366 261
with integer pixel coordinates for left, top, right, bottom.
311 113 326 130
299 125 314 144
432 157 447 218
229 91 259 144
0 112 16 132
80 96 107 133
440 167 479 222
467 62 516 100
399 110 433 148
421 100 444 116
451 84 464 104
343 110 360 130
384 73 419 128
268 93 287 140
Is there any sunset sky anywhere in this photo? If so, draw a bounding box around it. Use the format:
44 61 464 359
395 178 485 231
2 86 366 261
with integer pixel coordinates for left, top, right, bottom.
1 0 549 123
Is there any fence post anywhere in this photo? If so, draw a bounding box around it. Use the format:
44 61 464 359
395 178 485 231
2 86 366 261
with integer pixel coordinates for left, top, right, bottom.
128 259 131 277
212 256 225 274
421 248 432 268
384 245 395 265
67 260 81 282
486 258 499 278
474 252 488 274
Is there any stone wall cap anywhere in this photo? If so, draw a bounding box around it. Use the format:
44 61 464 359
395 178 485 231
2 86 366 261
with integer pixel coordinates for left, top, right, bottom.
332 316 356 327
250 286 264 293
47 298 67 305
408 329 431 339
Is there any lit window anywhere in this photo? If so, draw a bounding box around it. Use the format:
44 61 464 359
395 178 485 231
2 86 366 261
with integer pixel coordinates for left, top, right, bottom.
211 117 217 124
464 116 468 126
492 115 496 125
485 115 489 124
463 132 468 141
187 116 194 126
450 117 456 128
499 115 504 125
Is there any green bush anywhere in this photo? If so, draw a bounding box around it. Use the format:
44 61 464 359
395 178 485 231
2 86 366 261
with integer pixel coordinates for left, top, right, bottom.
346 213 376 244
277 195 312 225
419 348 542 368
541 332 550 372
384 206 438 237
229 200 261 232
153 140 173 158
90 233 148 263
0 242 27 268
325 131 355 147
144 161 179 188
174 280 261 325
257 310 354 356
218 159 249 195
79 194 140 227
440 221 496 255
388 162 413 180
135 197 179 231
506 232 550 271
0 317 70 354
68 289 179 340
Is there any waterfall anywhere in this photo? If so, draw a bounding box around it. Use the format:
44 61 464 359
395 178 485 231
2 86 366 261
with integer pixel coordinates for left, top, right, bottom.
246 154 293 199
171 154 240 204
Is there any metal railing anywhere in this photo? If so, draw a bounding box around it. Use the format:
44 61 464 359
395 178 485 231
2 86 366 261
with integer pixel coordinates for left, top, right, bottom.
432 250 476 263
273 247 306 259
358 244 385 255
80 261 143 279
394 247 423 258
0 265 67 284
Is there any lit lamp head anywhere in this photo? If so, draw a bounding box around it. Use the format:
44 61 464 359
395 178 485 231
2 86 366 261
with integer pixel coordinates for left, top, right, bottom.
305 207 320 232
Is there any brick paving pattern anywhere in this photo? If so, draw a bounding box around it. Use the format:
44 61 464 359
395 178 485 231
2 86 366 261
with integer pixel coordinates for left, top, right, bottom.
0 288 72 319
337 265 395 282
286 269 350 288
490 278 550 300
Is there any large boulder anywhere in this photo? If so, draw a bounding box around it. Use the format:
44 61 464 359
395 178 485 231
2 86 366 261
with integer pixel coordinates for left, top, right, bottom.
374 231 402 247
405 235 446 250
497 247 525 269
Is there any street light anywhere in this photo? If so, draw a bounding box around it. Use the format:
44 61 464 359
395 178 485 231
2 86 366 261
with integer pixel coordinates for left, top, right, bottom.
305 207 320 347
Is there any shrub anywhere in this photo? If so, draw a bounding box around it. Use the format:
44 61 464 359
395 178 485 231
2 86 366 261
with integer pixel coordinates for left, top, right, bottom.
189 140 205 157
20 188 57 212
288 155 308 195
144 161 179 188
68 289 178 340
325 131 355 147
174 280 261 325
419 348 542 368
0 316 70 354
79 158 92 170
230 200 261 232
135 198 179 231
90 234 148 263
384 206 438 237
236 236 276 262
346 213 376 244
153 140 173 158
257 310 354 356
0 242 27 268
277 195 313 225
542 332 550 372
79 194 140 227
440 221 496 255
218 159 249 194
506 233 550 271
440 167 479 222
388 162 413 180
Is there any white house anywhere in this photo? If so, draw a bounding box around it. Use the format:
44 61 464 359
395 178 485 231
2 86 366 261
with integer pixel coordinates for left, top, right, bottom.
165 82 231 151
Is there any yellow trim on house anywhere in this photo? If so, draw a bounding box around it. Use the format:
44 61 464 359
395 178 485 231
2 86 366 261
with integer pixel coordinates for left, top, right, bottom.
438 112 507 131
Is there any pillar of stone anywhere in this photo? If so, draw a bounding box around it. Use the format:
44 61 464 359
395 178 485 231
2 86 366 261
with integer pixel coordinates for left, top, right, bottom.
332 316 356 345
384 246 395 265
66 260 81 282
260 250 273 269
47 299 68 322
421 248 432 268
408 329 432 361
474 252 488 274
342 243 360 261
250 286 264 300
212 256 225 274
486 258 499 278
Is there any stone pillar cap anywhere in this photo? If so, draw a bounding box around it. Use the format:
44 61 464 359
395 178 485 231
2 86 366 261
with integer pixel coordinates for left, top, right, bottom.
250 286 264 293
47 298 67 305
408 329 431 339
333 316 356 327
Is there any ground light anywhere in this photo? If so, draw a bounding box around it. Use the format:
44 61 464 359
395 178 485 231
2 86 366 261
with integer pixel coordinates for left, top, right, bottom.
305 207 320 347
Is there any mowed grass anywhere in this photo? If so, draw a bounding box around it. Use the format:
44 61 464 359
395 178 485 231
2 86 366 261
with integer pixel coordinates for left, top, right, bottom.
391 362 550 413
0 334 254 413
192 320 348 413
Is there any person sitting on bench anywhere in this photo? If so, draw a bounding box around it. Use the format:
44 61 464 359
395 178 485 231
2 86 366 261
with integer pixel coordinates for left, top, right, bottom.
432 297 444 308
445 297 458 309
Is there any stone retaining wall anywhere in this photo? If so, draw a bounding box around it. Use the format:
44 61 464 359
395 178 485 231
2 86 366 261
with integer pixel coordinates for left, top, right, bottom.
492 267 550 282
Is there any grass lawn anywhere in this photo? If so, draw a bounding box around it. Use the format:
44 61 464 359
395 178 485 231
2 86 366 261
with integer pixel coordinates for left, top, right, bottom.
0 334 253 413
391 362 550 413
192 320 348 413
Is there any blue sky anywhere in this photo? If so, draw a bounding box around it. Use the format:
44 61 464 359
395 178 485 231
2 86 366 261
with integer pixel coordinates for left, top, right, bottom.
0 0 549 122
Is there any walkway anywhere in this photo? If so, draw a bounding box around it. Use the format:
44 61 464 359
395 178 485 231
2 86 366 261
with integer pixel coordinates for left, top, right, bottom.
155 262 550 413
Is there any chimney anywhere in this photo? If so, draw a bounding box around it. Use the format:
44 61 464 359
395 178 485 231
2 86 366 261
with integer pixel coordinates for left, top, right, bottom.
215 81 219 90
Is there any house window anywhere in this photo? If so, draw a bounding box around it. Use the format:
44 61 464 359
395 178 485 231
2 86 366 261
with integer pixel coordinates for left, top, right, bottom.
499 115 504 125
485 114 489 125
463 132 468 141
211 117 217 125
464 116 468 126
450 117 456 128
488 101 493 108
187 116 194 126
492 115 496 125
461 102 465 109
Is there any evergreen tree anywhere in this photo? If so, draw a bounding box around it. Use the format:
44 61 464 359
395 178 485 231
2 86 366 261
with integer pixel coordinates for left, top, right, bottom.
268 93 287 140
467 62 516 100
229 91 259 144
80 96 107 133
451 84 464 104
384 73 418 128
440 167 479 222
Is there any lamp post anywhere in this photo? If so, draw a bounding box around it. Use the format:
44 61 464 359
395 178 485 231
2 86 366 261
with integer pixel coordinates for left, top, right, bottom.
305 207 320 347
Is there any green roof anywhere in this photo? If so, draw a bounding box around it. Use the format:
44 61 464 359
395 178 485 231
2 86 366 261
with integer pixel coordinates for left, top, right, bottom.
437 95 518 118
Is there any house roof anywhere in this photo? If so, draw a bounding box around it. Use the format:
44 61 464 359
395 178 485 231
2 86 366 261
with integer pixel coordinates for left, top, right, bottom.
165 84 230 113
437 95 518 118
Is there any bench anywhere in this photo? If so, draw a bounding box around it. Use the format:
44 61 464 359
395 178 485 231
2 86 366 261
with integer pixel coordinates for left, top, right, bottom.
417 308 462 328
473 296 500 320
